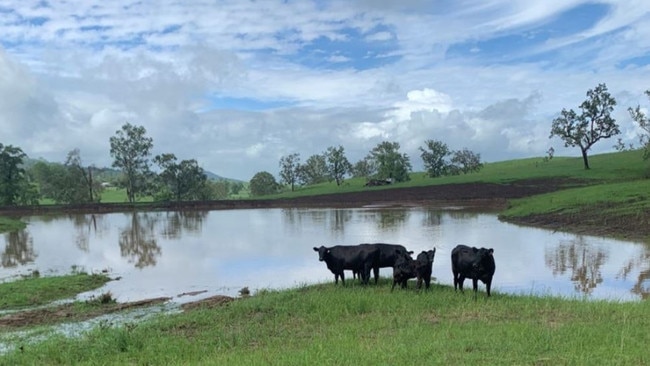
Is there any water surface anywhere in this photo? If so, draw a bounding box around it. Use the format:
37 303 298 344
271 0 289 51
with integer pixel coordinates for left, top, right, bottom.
1 207 648 303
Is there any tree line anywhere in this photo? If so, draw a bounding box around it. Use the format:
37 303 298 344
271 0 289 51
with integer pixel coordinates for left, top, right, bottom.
1 84 650 204
249 140 484 196
0 123 244 205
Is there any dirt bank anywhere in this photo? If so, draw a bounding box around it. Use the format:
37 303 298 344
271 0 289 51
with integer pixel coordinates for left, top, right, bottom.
0 178 579 215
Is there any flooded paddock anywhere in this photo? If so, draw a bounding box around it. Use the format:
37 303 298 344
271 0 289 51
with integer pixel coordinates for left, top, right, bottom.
1 207 648 303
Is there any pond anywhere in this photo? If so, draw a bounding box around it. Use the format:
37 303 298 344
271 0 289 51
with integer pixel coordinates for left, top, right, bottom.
1 206 648 303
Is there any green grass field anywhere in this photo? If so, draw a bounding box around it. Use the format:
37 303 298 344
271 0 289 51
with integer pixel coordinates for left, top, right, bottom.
2 279 648 365
260 149 649 199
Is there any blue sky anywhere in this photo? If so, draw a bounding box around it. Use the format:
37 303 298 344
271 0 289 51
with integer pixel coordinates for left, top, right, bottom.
0 0 649 180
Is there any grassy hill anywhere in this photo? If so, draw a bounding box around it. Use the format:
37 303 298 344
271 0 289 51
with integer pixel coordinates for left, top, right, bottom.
262 149 648 197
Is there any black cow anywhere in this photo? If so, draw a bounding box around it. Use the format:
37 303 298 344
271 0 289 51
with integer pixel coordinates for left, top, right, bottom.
351 243 413 284
313 244 380 285
391 248 436 291
415 248 436 290
451 244 496 297
391 250 417 291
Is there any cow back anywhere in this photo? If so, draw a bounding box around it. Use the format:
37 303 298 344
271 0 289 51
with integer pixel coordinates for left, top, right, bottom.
371 243 413 268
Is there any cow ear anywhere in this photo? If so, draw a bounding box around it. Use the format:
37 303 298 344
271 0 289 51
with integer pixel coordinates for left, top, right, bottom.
313 247 318 252
488 248 494 255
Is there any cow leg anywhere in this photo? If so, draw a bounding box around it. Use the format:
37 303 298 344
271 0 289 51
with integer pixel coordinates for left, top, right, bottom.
457 276 465 293
340 272 345 286
416 277 423 290
472 278 478 298
452 271 459 291
334 273 339 285
373 266 379 285
486 279 492 297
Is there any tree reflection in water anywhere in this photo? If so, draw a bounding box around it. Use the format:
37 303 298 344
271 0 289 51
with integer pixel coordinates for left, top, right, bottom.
374 209 409 230
119 212 161 268
545 236 607 295
1 230 36 267
422 209 443 227
617 244 650 299
71 214 107 251
160 211 207 239
282 209 352 239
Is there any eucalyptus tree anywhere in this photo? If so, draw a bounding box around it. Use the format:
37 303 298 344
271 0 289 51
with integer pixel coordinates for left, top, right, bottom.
324 145 352 186
351 157 376 178
450 148 483 174
550 83 619 169
0 143 38 206
628 90 650 160
368 141 412 183
249 171 279 196
64 149 102 203
279 153 300 191
109 123 154 202
419 139 452 177
298 154 328 186
154 153 208 201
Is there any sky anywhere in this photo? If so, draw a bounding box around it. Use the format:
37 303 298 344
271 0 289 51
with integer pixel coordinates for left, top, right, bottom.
1 1 649 181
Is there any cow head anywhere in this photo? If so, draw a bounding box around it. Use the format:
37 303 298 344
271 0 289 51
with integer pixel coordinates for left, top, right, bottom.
313 246 330 261
472 247 494 271
417 248 436 264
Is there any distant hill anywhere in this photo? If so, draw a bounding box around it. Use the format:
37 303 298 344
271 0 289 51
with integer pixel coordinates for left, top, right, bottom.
204 170 245 183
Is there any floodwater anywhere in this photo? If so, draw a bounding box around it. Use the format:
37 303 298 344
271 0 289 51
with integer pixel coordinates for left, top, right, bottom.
1 207 649 303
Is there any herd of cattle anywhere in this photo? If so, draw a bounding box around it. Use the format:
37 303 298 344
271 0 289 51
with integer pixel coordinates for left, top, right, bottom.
313 243 496 296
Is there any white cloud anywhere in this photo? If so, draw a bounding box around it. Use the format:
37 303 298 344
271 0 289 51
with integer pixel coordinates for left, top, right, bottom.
0 1 648 180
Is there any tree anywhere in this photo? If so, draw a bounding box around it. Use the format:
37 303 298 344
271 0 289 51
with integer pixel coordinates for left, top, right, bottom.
419 140 452 178
230 181 244 196
324 145 352 186
368 141 412 182
450 148 483 174
28 150 102 204
64 149 102 203
0 143 38 206
109 123 154 202
298 154 328 186
153 153 208 201
249 171 279 196
29 161 66 202
279 153 300 192
550 83 620 169
628 90 650 160
351 157 376 178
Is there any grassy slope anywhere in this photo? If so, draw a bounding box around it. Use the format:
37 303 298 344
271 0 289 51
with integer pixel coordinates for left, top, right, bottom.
0 273 110 310
262 149 648 199
2 282 649 365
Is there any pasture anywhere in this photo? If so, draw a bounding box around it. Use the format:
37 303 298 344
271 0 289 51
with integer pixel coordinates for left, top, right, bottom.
1 277 648 365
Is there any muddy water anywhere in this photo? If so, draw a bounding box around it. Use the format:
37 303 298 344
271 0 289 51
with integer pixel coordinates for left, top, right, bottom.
1 207 648 302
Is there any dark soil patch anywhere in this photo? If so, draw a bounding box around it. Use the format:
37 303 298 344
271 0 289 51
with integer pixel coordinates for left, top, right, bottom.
0 177 587 215
505 205 650 242
0 297 171 330
180 295 235 311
